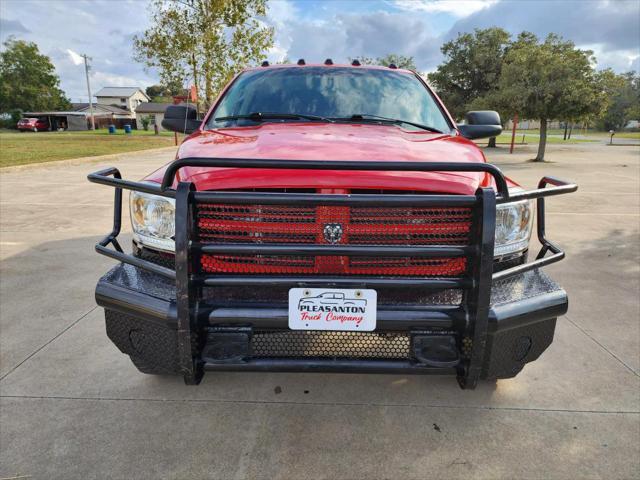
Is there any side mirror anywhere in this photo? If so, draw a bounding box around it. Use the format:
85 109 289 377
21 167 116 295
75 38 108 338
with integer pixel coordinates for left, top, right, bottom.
458 110 502 140
161 105 200 134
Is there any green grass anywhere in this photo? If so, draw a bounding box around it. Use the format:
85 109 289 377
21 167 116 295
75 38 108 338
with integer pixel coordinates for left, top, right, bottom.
69 128 177 137
0 129 181 167
504 129 640 140
478 133 597 145
589 131 640 140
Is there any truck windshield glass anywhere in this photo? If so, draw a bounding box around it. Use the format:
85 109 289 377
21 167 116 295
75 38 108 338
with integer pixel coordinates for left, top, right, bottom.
208 67 451 132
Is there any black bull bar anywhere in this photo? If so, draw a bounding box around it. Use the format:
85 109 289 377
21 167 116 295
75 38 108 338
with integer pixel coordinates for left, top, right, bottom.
88 158 577 387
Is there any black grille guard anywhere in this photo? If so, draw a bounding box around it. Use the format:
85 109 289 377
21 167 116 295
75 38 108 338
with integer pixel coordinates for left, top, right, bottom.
88 158 577 387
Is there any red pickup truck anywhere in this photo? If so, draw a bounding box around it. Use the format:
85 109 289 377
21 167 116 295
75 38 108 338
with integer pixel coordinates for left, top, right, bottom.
89 61 576 388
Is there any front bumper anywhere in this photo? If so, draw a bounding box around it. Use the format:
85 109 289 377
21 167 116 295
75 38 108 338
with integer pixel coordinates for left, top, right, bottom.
88 159 576 388
96 263 567 382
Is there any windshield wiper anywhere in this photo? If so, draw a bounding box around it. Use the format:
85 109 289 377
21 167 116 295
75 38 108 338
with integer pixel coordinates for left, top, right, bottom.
214 112 334 123
332 114 443 133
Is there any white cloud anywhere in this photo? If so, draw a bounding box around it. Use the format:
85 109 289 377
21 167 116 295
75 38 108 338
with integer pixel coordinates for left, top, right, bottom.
1 0 637 102
394 0 498 17
66 49 84 66
581 44 640 72
90 71 151 89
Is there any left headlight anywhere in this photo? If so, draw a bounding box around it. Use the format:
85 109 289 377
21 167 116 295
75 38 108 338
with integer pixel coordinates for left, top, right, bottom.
494 195 533 258
130 190 175 252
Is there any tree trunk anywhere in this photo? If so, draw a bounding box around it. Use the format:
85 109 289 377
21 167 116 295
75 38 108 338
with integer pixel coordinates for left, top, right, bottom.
534 118 548 162
487 137 497 148
568 123 573 139
563 122 568 140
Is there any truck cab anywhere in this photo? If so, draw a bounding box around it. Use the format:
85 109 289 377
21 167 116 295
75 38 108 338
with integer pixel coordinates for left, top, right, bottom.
89 61 576 388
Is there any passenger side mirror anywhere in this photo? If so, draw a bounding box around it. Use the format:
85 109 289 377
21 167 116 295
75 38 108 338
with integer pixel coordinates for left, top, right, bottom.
162 105 200 134
458 111 502 140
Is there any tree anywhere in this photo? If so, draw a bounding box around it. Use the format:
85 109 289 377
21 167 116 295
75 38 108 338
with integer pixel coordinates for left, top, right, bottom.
376 54 417 70
350 54 417 70
145 80 184 102
484 33 607 161
0 37 70 112
428 28 511 121
134 0 274 110
625 76 640 122
596 71 639 130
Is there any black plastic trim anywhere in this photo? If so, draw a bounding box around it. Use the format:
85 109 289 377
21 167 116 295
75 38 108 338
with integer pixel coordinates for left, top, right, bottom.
203 358 458 375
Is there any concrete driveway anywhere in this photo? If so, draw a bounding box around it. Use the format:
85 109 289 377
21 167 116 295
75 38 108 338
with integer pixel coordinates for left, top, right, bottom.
1 143 638 479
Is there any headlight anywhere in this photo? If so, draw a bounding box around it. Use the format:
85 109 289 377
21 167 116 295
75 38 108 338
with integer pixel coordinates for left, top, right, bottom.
130 190 175 252
495 193 533 258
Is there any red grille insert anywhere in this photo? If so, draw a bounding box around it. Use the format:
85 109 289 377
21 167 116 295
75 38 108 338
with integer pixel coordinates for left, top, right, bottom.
197 203 472 276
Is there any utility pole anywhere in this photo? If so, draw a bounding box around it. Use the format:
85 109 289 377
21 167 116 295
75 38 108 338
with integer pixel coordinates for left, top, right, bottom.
81 54 95 130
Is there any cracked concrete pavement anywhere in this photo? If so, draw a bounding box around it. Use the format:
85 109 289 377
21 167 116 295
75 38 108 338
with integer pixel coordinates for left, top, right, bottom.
1 142 638 479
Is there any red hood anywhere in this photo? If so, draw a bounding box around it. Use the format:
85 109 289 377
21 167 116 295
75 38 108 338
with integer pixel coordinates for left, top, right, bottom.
145 123 494 194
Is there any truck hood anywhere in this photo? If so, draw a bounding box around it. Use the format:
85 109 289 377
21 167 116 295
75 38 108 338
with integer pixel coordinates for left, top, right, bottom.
145 123 493 195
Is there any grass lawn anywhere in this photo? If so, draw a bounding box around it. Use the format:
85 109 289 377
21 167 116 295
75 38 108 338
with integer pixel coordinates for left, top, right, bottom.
477 133 597 145
504 128 640 140
0 129 182 167
587 131 640 140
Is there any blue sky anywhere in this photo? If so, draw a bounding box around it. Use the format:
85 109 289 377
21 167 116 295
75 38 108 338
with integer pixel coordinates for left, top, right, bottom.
1 0 638 102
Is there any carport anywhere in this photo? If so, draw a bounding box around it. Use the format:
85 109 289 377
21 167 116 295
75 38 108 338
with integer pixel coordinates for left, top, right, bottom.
23 111 88 131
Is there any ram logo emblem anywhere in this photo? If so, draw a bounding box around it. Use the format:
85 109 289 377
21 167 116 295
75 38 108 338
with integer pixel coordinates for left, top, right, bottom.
323 223 343 244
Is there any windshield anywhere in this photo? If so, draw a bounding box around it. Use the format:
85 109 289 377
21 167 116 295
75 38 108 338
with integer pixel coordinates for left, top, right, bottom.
207 67 452 132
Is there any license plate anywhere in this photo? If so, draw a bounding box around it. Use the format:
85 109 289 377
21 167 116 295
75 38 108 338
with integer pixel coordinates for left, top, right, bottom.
288 288 377 331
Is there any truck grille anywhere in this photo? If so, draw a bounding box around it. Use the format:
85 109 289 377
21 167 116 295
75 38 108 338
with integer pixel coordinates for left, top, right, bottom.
197 203 472 276
252 330 411 359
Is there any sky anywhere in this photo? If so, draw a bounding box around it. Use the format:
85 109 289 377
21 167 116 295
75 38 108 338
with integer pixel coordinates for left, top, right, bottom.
1 0 639 102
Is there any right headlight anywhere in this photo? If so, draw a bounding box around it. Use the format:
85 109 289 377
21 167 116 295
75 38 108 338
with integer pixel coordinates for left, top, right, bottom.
130 190 175 252
494 198 534 258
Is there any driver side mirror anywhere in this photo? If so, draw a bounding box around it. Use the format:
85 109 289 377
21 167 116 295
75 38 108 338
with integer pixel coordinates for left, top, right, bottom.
458 111 502 140
161 105 200 134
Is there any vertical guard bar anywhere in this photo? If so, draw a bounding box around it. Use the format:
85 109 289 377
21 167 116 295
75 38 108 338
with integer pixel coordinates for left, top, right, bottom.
459 187 496 389
175 181 203 385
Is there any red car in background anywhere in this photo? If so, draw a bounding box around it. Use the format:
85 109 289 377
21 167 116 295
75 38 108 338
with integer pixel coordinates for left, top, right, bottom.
17 117 49 132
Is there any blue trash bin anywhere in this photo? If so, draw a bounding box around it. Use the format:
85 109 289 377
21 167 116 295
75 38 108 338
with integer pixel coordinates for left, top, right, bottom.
108 124 116 134
124 124 132 134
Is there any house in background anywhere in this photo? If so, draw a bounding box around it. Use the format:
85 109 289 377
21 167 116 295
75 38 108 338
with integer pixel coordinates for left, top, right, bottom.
136 87 198 131
94 87 150 117
135 102 173 131
71 103 133 129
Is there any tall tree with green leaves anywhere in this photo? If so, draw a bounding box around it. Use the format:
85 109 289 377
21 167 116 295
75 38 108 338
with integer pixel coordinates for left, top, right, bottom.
134 0 274 110
0 37 70 113
596 70 639 130
350 54 417 70
483 33 607 161
427 28 511 121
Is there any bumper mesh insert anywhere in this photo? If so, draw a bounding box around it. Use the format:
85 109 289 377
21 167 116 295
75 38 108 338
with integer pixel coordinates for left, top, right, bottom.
251 330 410 359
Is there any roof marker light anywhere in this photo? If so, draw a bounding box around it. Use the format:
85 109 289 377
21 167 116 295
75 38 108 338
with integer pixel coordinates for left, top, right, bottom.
261 61 269 67
324 58 333 65
351 59 361 66
297 58 306 65
388 63 398 69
